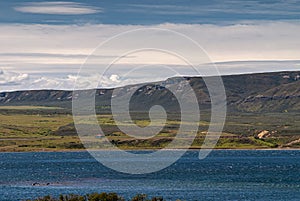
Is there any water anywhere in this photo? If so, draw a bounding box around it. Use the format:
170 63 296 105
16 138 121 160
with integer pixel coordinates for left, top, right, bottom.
0 150 299 201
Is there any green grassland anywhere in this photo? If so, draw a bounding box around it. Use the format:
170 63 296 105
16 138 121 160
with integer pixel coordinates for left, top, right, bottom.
0 106 299 151
0 106 63 110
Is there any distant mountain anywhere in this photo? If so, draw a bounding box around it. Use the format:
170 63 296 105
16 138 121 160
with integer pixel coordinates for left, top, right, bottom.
0 71 299 113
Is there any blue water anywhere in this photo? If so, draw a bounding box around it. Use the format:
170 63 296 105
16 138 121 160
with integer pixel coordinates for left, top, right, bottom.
0 150 299 201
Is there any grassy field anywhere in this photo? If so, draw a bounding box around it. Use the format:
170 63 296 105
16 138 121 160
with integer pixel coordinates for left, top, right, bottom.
0 106 63 110
0 106 299 151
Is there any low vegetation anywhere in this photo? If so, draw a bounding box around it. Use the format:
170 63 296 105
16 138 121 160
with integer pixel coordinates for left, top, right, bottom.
25 193 165 201
0 106 299 151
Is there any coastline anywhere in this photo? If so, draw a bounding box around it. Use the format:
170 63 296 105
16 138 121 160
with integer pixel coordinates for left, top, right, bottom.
1 147 300 153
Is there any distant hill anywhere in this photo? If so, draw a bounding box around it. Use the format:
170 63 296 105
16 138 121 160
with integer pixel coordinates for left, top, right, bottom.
0 71 299 113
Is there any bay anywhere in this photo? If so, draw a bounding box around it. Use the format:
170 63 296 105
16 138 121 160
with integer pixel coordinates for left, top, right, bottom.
0 150 299 201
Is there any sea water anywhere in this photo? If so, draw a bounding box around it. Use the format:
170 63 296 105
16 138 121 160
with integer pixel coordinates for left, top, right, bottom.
0 150 299 201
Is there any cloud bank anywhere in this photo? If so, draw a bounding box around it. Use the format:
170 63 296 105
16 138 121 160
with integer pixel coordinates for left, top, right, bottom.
0 22 300 91
0 70 29 86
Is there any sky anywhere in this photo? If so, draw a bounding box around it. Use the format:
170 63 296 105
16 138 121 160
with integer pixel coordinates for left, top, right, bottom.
0 0 300 91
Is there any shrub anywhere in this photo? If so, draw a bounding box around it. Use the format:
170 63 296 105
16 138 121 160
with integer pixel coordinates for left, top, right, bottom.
88 192 124 201
25 193 163 201
131 194 164 201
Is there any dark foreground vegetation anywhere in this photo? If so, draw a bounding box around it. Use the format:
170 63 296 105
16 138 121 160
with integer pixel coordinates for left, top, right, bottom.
25 192 166 201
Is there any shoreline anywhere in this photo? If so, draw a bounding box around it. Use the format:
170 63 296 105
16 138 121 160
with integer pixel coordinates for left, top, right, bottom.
1 147 300 153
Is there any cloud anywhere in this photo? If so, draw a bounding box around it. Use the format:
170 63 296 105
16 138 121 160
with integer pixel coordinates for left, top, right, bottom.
0 70 29 86
109 74 120 82
0 59 300 92
0 72 136 92
14 1 101 15
0 22 300 91
1 22 300 65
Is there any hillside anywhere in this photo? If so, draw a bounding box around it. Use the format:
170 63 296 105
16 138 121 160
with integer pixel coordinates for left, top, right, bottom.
0 71 299 113
236 80 300 112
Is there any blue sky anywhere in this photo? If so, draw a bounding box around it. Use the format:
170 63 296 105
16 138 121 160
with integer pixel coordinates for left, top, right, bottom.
2 0 300 25
0 0 300 91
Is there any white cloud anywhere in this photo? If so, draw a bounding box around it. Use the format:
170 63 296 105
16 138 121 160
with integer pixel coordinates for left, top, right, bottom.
0 22 300 91
1 22 300 65
109 74 120 82
14 1 101 15
0 70 29 86
0 73 134 92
